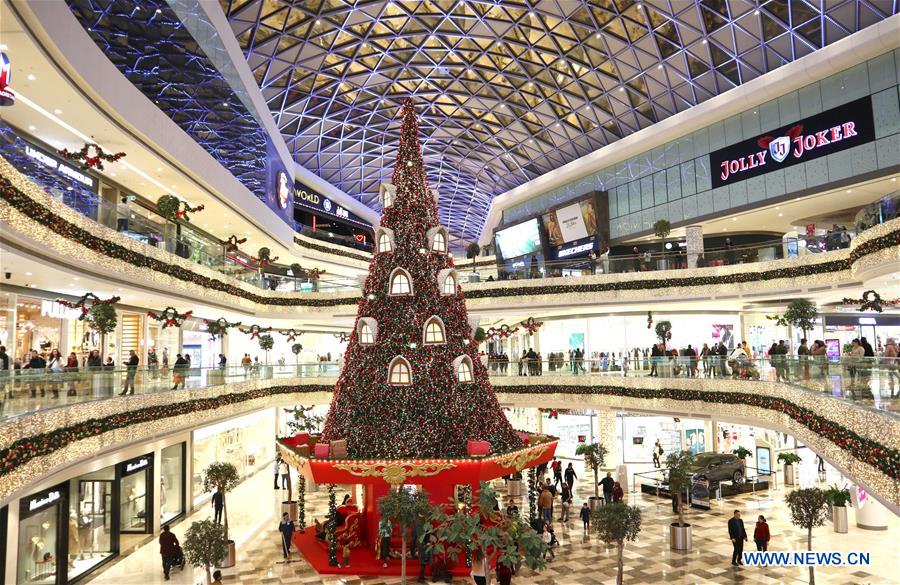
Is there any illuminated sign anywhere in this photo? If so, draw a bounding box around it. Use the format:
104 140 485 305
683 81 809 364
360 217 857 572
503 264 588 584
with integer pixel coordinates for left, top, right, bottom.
0 52 14 106
710 96 875 188
276 171 290 209
551 236 597 260
29 490 61 511
24 142 96 190
294 181 370 227
122 455 151 475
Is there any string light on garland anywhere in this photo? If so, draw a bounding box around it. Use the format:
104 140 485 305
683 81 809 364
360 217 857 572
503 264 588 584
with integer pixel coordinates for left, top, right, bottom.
327 483 338 566
842 290 899 313
239 324 272 339
520 317 543 336
56 293 120 320
147 306 193 329
204 317 242 340
56 142 126 171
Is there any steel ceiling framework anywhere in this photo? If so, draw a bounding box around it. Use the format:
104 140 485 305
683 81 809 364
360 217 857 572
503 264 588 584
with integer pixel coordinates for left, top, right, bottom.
222 0 896 242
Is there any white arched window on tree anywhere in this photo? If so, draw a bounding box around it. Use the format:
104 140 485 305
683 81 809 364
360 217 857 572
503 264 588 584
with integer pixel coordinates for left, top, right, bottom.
357 318 377 345
453 355 474 383
377 231 393 253
438 269 457 296
427 226 449 253
423 316 446 345
380 182 396 209
389 268 413 296
387 356 412 385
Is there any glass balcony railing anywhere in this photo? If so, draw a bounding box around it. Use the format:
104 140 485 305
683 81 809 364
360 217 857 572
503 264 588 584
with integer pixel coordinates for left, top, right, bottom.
2 357 896 422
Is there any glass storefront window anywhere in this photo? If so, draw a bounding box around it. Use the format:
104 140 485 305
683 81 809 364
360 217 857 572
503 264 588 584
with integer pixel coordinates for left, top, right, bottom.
14 296 62 364
17 486 64 585
118 455 152 535
68 467 115 581
160 444 185 524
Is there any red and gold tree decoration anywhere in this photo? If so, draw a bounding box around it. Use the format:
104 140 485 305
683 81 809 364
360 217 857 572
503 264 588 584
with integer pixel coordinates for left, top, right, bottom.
320 98 520 458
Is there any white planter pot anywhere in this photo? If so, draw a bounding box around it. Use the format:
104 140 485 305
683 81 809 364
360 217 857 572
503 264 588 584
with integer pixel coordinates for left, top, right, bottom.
507 480 523 497
669 523 692 551
783 463 795 485
832 506 849 533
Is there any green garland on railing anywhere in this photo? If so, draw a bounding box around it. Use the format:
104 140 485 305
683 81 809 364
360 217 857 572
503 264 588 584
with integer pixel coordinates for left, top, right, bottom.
0 382 896 481
3 174 899 305
528 466 537 524
327 483 338 566
297 475 306 531
294 235 371 263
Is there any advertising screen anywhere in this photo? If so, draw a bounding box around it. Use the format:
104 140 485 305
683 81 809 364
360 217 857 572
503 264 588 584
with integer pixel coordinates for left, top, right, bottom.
542 199 598 246
495 219 541 259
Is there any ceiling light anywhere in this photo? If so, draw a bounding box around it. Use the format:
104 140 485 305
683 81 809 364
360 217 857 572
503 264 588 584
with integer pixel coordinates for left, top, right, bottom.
74 277 80 281
892 177 897 182
117 288 124 291
28 125 35 131
171 184 177 188
846 189 852 193
775 206 780 210
778 213 783 217
223 224 229 228
202 223 208 227
595 34 600 39
155 8 162 14
157 167 162 172
316 19 321 24
53 108 62 115
702 39 708 44
25 272 32 276
658 64 663 69
110 172 116 177
619 87 624 91
27 74 36 81
722 228 727 232
731 217 736 221
754 9 760 15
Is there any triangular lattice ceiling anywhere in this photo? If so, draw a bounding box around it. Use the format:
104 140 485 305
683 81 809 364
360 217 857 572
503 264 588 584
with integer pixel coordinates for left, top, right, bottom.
222 0 896 241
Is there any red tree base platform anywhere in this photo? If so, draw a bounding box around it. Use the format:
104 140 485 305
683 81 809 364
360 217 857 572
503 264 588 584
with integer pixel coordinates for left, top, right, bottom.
292 528 475 577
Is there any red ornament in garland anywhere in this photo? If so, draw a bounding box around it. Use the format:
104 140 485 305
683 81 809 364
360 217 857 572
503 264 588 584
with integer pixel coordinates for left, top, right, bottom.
239 324 272 339
57 142 126 171
147 306 193 329
319 98 521 458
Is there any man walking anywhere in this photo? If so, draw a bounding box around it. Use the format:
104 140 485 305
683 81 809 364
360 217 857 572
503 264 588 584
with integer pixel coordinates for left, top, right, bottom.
280 458 290 489
212 488 224 524
560 482 573 521
159 524 179 581
599 472 615 504
728 510 748 566
564 462 577 488
121 350 139 395
538 487 553 523
551 458 563 487
279 512 296 559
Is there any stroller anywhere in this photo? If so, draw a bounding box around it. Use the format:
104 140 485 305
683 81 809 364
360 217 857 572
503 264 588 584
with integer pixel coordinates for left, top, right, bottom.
170 544 187 573
729 356 760 380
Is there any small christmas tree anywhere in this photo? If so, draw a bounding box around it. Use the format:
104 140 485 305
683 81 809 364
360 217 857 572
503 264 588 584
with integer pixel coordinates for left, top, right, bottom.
320 98 520 458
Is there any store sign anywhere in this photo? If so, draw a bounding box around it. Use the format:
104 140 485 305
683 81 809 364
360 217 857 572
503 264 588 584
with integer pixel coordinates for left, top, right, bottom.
28 490 61 512
551 236 597 260
123 456 150 475
710 96 875 188
0 52 14 106
41 299 80 320
276 171 290 209
24 141 96 190
294 180 370 227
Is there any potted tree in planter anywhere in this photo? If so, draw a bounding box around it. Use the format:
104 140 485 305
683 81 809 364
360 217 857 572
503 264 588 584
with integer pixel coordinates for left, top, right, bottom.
182 519 228 585
202 462 240 567
786 487 828 585
507 470 524 497
768 299 819 345
378 487 432 584
592 503 642 585
258 334 274 378
291 343 303 375
466 242 481 271
665 450 695 551
824 484 851 534
777 452 802 486
731 447 752 480
575 442 608 511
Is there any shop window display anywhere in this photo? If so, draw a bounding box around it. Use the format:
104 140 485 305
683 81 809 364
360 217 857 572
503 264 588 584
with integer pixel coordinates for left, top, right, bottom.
17 487 63 585
118 455 152 535
68 467 115 581
160 443 185 524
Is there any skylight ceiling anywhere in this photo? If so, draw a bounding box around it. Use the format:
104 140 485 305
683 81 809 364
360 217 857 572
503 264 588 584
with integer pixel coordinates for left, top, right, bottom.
222 0 896 241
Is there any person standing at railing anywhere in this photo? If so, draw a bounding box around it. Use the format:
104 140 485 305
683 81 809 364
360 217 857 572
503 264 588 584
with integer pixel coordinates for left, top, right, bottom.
121 350 139 396
884 338 899 396
716 341 728 377
25 350 47 397
0 346 9 400
649 343 661 377
46 349 65 398
846 339 865 385
171 354 188 390
64 352 79 396
147 348 159 380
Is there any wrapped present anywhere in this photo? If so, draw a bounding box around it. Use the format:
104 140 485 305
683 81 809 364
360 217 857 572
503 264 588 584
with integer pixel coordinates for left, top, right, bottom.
467 440 490 457
330 439 348 459
296 444 310 457
314 442 330 459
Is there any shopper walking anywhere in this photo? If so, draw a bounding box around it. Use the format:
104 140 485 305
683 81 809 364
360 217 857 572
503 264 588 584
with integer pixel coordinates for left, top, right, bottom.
564 462 577 488
212 488 224 524
280 458 290 489
159 524 179 581
121 350 139 395
417 531 432 582
538 487 553 523
599 472 615 504
560 482 573 522
728 510 748 566
580 502 591 532
753 515 770 551
652 439 662 468
279 512 296 559
551 457 563 487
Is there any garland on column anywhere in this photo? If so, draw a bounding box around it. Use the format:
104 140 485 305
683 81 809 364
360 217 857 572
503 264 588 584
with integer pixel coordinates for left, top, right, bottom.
56 142 126 171
297 475 306 531
146 306 193 329
527 467 537 524
327 483 338 566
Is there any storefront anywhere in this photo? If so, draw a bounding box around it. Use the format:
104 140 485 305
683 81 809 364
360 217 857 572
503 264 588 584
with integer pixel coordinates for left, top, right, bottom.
182 319 219 368
824 313 900 355
9 439 187 584
14 296 64 362
293 179 373 250
617 414 712 465
191 409 275 506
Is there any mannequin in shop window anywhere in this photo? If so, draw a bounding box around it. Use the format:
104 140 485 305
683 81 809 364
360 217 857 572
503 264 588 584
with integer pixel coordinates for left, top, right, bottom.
68 511 80 568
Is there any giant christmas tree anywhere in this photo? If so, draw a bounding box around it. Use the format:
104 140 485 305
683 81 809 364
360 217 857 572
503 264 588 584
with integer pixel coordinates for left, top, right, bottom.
320 99 521 459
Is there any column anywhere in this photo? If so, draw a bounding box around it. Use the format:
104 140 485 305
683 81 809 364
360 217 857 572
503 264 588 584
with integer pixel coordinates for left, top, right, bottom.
851 488 889 530
152 447 162 533
685 225 704 268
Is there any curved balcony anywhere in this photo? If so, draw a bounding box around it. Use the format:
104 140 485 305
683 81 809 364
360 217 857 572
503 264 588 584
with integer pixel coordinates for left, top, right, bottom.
4 157 899 314
1 358 897 512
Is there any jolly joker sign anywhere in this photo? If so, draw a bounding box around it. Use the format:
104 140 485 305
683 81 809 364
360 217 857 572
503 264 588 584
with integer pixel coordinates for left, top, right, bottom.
710 96 875 188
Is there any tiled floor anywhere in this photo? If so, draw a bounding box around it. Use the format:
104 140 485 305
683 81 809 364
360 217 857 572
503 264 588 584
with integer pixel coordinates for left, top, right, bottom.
87 468 898 585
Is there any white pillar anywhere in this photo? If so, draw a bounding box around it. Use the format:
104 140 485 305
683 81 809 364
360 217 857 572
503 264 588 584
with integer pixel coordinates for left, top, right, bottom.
851 488 889 530
685 225 704 268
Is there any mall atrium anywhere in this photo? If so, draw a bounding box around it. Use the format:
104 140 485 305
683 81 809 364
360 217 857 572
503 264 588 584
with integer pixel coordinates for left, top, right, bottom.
0 1 898 584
